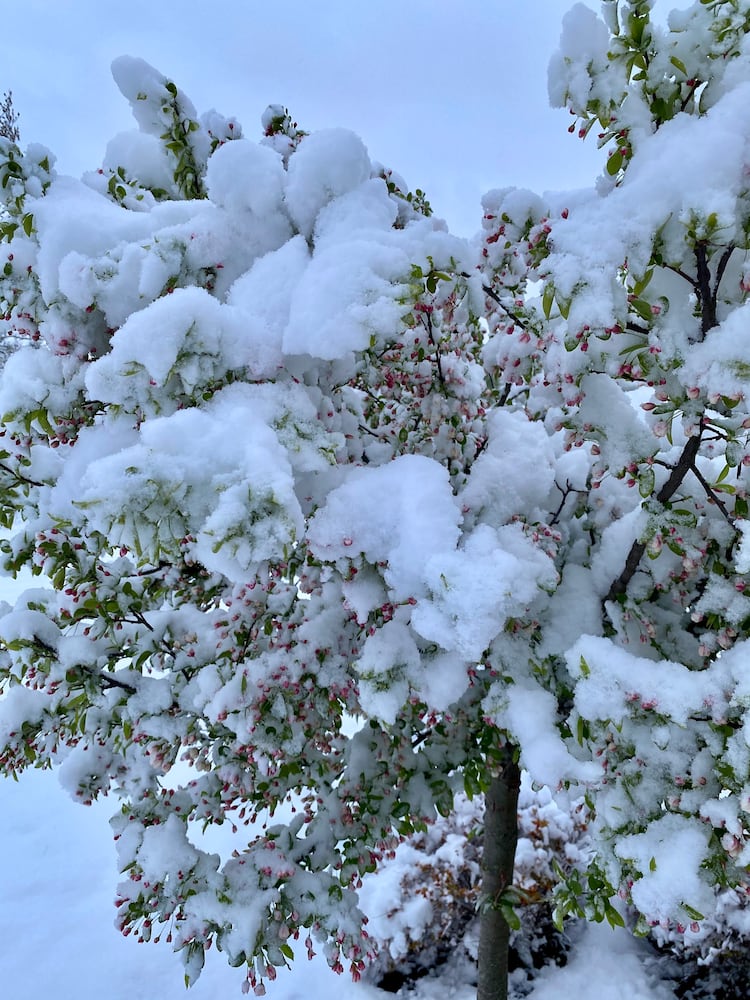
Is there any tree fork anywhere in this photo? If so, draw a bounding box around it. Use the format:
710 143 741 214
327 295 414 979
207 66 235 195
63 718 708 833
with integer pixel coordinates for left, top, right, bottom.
477 752 521 1000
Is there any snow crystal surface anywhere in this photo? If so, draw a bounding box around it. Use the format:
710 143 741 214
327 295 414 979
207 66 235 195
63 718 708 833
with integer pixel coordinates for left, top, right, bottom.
284 128 371 238
308 453 461 601
530 922 676 1000
283 232 411 361
85 285 280 405
615 815 714 926
410 523 553 660
548 4 611 110
205 138 286 216
460 408 556 525
568 636 730 727
493 680 599 788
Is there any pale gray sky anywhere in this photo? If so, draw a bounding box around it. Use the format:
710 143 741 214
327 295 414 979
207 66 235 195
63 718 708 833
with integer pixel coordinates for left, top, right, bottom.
5 2 609 236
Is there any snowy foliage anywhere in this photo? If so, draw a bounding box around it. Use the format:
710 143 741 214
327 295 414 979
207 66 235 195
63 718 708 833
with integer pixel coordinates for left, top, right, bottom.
3 1 750 994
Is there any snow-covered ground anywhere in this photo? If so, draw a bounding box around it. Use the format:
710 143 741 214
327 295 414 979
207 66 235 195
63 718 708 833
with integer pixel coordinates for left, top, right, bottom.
0 766 676 999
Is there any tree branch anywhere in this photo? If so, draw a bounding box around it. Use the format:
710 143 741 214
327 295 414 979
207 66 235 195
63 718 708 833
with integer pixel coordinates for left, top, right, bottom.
97 670 138 694
625 321 650 336
663 263 698 290
461 271 531 332
606 434 702 605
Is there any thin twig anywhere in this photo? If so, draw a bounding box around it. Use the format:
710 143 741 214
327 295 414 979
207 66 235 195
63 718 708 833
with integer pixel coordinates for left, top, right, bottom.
457 270 531 332
549 481 582 527
690 462 734 525
0 461 43 488
663 263 698 290
132 610 154 633
625 321 650 336
680 79 700 114
713 245 735 300
98 671 137 694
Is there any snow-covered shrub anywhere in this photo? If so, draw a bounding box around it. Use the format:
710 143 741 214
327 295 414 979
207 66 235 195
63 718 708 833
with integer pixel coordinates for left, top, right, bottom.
644 886 750 998
361 778 590 990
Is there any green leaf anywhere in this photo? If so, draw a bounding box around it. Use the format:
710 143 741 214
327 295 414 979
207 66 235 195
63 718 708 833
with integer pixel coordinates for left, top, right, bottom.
35 409 54 436
21 213 34 237
607 150 623 176
630 297 653 322
542 283 555 320
632 268 654 297
605 904 626 928
501 902 522 931
639 466 655 498
280 943 295 960
670 55 688 76
726 440 743 467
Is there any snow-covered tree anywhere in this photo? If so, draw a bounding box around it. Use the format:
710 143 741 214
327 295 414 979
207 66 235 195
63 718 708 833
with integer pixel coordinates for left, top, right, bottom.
3 3 750 999
0 56 546 1000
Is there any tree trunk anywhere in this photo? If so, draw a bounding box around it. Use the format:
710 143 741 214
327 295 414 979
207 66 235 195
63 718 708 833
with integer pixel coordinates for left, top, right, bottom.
477 753 521 1000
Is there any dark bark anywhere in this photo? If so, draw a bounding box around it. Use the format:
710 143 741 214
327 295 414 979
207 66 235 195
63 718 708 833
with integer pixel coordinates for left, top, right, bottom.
477 754 521 1000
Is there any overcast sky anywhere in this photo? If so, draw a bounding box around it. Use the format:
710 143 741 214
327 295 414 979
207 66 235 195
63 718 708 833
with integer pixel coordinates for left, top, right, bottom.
1 0 614 237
